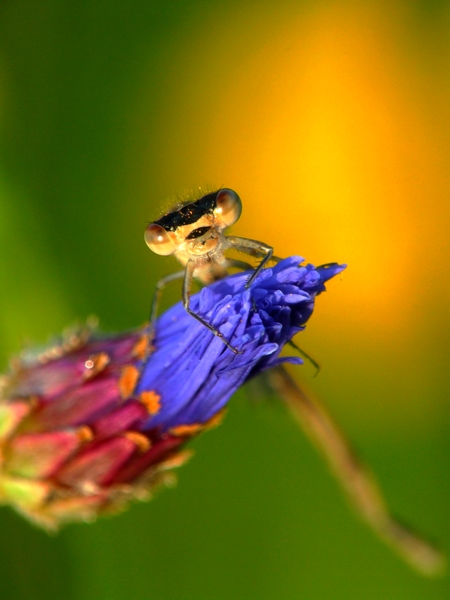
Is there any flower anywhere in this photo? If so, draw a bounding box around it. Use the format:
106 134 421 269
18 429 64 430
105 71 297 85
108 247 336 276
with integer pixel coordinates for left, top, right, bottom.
0 256 345 529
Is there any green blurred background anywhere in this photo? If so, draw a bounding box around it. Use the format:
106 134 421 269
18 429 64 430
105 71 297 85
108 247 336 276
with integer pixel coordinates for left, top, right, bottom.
1 1 449 598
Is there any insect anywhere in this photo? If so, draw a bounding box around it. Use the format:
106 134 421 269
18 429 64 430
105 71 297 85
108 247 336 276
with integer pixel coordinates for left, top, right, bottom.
144 188 277 353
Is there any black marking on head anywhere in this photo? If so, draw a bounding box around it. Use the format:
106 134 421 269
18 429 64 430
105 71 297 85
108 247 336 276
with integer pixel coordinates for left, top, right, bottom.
185 226 212 240
155 191 219 231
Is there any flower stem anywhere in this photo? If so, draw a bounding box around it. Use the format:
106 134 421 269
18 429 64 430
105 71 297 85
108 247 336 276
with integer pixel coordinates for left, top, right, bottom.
266 365 446 577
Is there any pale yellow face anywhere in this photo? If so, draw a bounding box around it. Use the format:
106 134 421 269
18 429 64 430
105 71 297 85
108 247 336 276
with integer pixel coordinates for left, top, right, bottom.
173 214 221 259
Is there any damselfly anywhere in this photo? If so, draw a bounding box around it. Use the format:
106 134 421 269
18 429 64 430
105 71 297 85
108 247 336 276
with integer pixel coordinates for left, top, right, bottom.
145 188 279 353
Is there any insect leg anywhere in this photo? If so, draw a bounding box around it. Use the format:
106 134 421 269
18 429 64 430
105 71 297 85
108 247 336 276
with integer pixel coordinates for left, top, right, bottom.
182 259 241 354
138 270 187 382
288 339 321 376
226 235 279 288
150 270 186 334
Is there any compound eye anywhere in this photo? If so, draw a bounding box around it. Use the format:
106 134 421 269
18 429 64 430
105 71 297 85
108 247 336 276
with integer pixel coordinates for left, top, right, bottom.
144 223 176 256
214 189 242 227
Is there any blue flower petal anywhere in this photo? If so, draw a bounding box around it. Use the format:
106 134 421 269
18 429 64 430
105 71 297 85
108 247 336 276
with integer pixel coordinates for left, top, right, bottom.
137 257 346 431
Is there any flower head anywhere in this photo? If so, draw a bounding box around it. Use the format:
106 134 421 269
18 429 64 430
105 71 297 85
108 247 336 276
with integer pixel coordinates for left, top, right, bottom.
0 257 345 528
139 257 345 430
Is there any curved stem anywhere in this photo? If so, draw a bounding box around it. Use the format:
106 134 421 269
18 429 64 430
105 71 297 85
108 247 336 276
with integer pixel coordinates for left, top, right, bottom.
266 365 446 577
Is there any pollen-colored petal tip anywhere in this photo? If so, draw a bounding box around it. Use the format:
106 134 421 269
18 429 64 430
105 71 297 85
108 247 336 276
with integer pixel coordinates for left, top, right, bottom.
118 365 140 399
139 390 161 415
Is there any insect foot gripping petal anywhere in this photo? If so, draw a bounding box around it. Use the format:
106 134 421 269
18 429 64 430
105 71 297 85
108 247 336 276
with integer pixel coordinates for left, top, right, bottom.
0 257 345 529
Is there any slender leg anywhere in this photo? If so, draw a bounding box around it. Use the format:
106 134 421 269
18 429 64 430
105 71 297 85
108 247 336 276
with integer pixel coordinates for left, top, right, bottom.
226 235 277 288
288 339 321 376
137 270 187 385
265 365 446 577
182 259 241 354
149 270 186 331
